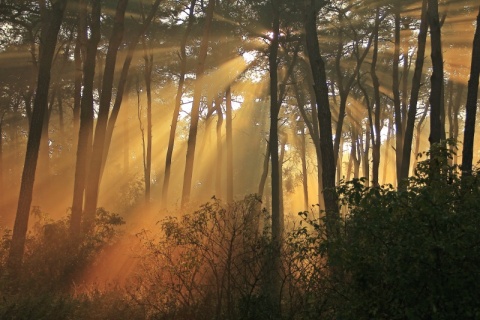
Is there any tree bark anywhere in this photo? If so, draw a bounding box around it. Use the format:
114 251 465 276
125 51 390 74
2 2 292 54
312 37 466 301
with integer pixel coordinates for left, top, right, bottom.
461 6 480 177
393 5 403 185
428 0 445 152
181 0 215 206
70 0 101 236
305 0 339 240
215 96 224 199
400 0 428 184
163 0 196 207
8 0 67 275
264 0 282 313
226 86 234 203
142 35 153 204
83 0 129 231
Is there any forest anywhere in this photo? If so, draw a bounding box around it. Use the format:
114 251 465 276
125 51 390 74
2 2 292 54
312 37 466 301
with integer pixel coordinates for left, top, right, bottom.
0 0 480 319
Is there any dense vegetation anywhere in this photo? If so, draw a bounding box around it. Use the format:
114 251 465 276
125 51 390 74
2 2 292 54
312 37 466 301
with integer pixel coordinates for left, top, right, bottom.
1 145 479 319
1 0 479 318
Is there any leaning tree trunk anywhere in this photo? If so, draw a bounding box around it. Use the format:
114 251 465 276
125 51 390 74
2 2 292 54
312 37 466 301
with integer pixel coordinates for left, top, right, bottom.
70 0 101 236
400 0 428 184
163 0 196 207
8 0 67 275
305 0 339 240
83 0 161 226
83 0 129 231
181 0 215 206
461 6 480 177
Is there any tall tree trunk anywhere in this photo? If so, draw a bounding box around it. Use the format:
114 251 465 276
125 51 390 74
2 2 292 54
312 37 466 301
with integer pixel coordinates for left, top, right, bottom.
258 140 270 198
226 86 234 203
266 0 282 312
428 0 445 153
0 115 4 215
73 0 87 136
461 6 480 177
142 35 153 204
305 0 339 241
382 117 393 184
70 0 101 236
215 96 224 199
83 0 129 231
400 0 428 184
413 101 429 171
162 0 196 207
393 5 403 186
181 0 215 206
363 127 370 186
370 7 382 187
299 123 309 209
452 83 463 165
8 0 67 275
102 0 162 183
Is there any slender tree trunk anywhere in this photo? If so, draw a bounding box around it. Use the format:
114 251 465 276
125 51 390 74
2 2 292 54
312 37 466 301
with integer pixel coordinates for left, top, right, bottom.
299 124 309 209
305 0 339 242
382 117 393 184
215 97 223 199
461 6 480 177
142 36 153 204
363 127 370 186
181 0 215 206
266 0 282 311
413 102 429 171
226 86 234 203
83 0 129 231
393 6 403 185
8 0 67 275
163 0 196 207
365 8 382 186
0 116 4 214
258 140 270 198
337 136 343 183
400 0 428 184
70 0 101 236
98 0 162 188
123 85 131 174
428 0 445 152
73 0 87 136
452 83 463 165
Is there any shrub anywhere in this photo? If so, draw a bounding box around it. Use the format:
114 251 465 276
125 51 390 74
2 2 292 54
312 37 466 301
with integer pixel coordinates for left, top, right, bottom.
297 145 480 319
130 195 275 319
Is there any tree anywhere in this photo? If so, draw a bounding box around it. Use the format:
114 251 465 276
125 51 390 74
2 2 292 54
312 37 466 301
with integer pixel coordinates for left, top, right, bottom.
8 0 68 275
400 0 428 185
304 0 339 241
162 0 196 207
461 6 480 177
70 0 101 236
226 86 234 203
428 0 445 152
181 0 216 206
83 0 129 230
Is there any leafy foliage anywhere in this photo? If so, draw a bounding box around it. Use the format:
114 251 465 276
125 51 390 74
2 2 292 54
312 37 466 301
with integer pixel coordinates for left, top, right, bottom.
131 195 275 319
296 146 480 319
0 208 128 319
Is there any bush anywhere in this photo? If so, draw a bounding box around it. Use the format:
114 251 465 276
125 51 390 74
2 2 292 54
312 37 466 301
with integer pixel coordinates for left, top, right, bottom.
130 195 276 319
297 145 480 319
0 207 132 319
